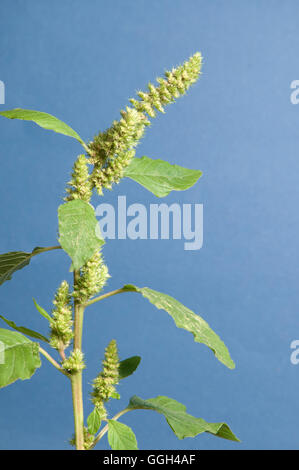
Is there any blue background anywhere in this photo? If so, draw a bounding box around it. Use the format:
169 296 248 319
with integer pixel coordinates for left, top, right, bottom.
0 0 298 450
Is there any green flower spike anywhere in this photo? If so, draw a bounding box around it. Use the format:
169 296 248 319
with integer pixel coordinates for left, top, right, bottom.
130 52 203 117
62 349 85 373
92 339 120 419
88 52 202 195
49 280 73 353
65 154 92 202
73 250 109 304
89 108 149 194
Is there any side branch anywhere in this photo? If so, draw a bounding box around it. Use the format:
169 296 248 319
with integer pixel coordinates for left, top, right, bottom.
89 408 130 450
85 288 131 307
39 346 70 377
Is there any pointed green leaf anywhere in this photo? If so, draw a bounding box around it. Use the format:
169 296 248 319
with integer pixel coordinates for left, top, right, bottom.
32 298 52 323
119 356 141 380
122 285 234 369
124 156 202 197
0 328 41 388
128 395 239 442
108 420 138 450
0 246 60 286
0 315 49 343
58 200 104 271
0 108 85 145
87 408 102 435
0 251 32 285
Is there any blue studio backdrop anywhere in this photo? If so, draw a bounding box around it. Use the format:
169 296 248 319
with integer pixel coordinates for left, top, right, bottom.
0 0 299 450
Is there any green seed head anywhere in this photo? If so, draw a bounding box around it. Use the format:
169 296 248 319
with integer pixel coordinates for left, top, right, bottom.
62 349 85 373
65 154 92 202
91 339 120 417
73 250 109 303
88 53 202 195
50 281 73 351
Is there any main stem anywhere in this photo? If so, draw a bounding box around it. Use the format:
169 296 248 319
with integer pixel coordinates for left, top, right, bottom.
71 270 85 450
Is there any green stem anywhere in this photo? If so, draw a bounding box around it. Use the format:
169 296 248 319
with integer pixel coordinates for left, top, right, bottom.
82 142 92 155
42 245 62 252
89 408 130 450
39 346 70 377
32 245 61 256
74 306 85 350
71 270 85 450
71 373 84 450
85 288 129 307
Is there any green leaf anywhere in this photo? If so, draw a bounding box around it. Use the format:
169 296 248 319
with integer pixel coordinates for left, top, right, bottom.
32 298 52 323
124 156 202 197
0 108 85 145
0 328 41 388
0 251 32 285
87 408 102 435
128 395 239 442
108 420 138 450
0 315 49 343
119 356 141 380
122 285 234 369
0 246 60 286
58 200 104 271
